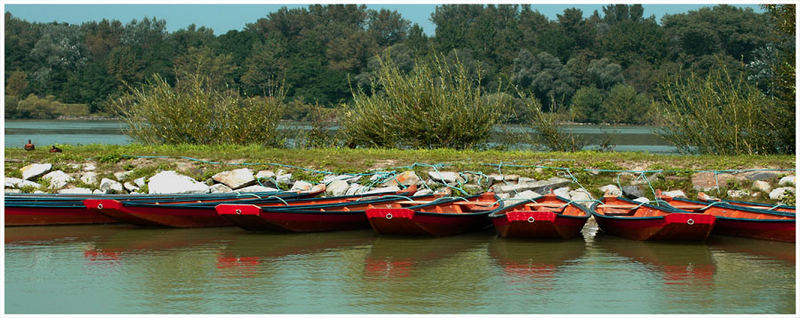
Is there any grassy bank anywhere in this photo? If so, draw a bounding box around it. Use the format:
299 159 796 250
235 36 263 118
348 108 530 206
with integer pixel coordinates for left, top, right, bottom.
4 144 795 203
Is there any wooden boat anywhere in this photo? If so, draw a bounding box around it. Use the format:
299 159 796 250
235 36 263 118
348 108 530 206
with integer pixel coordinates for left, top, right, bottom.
217 186 427 232
488 193 590 239
83 186 386 228
366 192 500 236
5 190 305 226
657 194 795 243
696 192 795 213
589 196 716 241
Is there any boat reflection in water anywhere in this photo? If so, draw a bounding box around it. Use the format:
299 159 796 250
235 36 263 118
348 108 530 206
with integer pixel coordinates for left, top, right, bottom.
488 237 587 290
82 227 240 261
707 235 795 265
593 236 715 288
5 224 126 246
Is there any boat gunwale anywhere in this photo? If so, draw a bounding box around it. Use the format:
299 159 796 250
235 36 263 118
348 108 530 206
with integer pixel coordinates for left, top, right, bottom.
662 197 796 218
486 195 592 220
589 196 688 220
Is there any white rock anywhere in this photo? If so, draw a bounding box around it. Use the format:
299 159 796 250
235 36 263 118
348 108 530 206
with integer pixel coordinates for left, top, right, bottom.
389 171 420 187
5 189 21 194
346 183 365 195
599 184 622 196
93 189 105 194
83 163 96 171
553 187 571 199
697 192 719 201
363 186 401 195
633 197 650 204
236 185 279 193
113 171 134 181
427 171 462 184
779 175 795 186
21 163 52 180
255 170 275 180
569 189 594 203
134 177 146 188
58 188 93 194
752 180 772 193
326 180 350 196
497 193 511 200
80 172 98 185
42 170 75 189
433 187 452 196
413 189 433 197
323 174 361 184
512 190 541 200
660 190 687 198
209 183 233 193
212 168 255 189
123 182 139 192
5 177 23 188
727 189 750 198
275 173 292 185
308 184 326 193
100 178 124 193
33 190 46 194
290 180 313 192
769 187 795 200
487 174 519 183
147 171 209 194
494 177 571 194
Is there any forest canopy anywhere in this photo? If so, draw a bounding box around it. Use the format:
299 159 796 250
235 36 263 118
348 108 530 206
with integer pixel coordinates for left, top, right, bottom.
4 4 794 126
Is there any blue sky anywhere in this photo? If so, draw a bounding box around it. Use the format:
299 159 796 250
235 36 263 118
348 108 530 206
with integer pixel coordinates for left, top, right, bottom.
4 4 764 36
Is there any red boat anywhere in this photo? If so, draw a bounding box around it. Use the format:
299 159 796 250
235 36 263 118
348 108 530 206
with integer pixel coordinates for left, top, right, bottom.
589 196 716 241
366 192 500 236
696 192 795 213
5 191 305 226
82 188 327 227
658 194 795 243
217 187 426 232
488 193 590 239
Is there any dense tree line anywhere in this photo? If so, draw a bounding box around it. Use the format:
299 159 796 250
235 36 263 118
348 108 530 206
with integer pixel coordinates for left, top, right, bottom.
4 4 792 125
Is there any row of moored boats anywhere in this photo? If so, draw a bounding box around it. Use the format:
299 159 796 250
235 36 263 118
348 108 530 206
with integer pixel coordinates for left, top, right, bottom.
4 185 796 242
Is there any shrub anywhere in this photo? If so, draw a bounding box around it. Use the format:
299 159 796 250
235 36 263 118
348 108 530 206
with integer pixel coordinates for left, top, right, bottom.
522 95 585 152
342 53 508 149
657 62 790 155
601 84 652 124
113 74 285 145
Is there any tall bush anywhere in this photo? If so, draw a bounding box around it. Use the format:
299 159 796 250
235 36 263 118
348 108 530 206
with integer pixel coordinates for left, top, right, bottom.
657 63 788 155
343 53 508 149
113 74 285 145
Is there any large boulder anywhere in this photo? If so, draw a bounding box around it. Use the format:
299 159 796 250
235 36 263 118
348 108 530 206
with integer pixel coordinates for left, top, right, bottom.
42 170 75 189
622 185 644 199
209 184 233 193
326 180 350 197
5 177 41 189
148 171 209 194
389 171 420 187
363 186 401 195
743 171 781 181
752 180 772 193
553 187 570 199
779 175 795 186
21 163 52 180
493 177 571 195
769 187 795 200
212 168 255 189
80 172 98 185
100 178 125 193
427 171 462 184
290 180 313 192
569 189 593 203
599 184 622 196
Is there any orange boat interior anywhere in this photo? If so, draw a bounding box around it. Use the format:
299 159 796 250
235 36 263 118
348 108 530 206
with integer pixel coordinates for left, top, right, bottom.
658 197 794 220
493 194 586 216
594 197 673 217
385 192 500 214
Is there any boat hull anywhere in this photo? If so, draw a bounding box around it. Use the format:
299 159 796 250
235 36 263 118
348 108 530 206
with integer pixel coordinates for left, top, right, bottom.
84 199 229 227
367 208 491 236
713 217 795 242
216 204 369 232
5 206 117 226
594 213 715 241
491 211 587 239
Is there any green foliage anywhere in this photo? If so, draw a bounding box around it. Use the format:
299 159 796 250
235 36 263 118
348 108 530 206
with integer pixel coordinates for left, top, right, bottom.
114 71 286 145
343 53 507 149
601 84 652 124
521 95 585 152
6 94 89 119
570 87 605 123
97 153 123 163
657 61 790 155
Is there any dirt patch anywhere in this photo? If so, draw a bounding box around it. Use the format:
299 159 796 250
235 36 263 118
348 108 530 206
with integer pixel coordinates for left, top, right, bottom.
369 159 400 170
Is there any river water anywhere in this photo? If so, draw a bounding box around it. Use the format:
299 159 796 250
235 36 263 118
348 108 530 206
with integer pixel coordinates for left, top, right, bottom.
4 120 677 153
4 223 794 314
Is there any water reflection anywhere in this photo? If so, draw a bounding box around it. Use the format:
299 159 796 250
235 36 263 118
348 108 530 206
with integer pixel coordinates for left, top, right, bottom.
707 235 795 264
593 236 716 287
488 237 587 290
5 224 126 245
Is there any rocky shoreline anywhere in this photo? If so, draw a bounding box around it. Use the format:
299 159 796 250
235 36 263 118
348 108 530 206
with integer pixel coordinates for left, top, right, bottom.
5 159 795 206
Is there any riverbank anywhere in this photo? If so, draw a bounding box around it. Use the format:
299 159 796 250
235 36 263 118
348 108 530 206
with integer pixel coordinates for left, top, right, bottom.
4 144 795 205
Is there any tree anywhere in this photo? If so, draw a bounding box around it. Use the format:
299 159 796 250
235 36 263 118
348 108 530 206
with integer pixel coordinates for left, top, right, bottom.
367 9 410 46
173 46 237 91
587 58 624 89
570 86 605 123
241 39 286 96
601 84 651 124
5 71 28 97
511 50 577 112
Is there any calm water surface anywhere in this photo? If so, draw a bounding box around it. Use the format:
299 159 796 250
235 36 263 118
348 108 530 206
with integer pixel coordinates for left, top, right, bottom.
4 120 676 153
5 223 794 314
